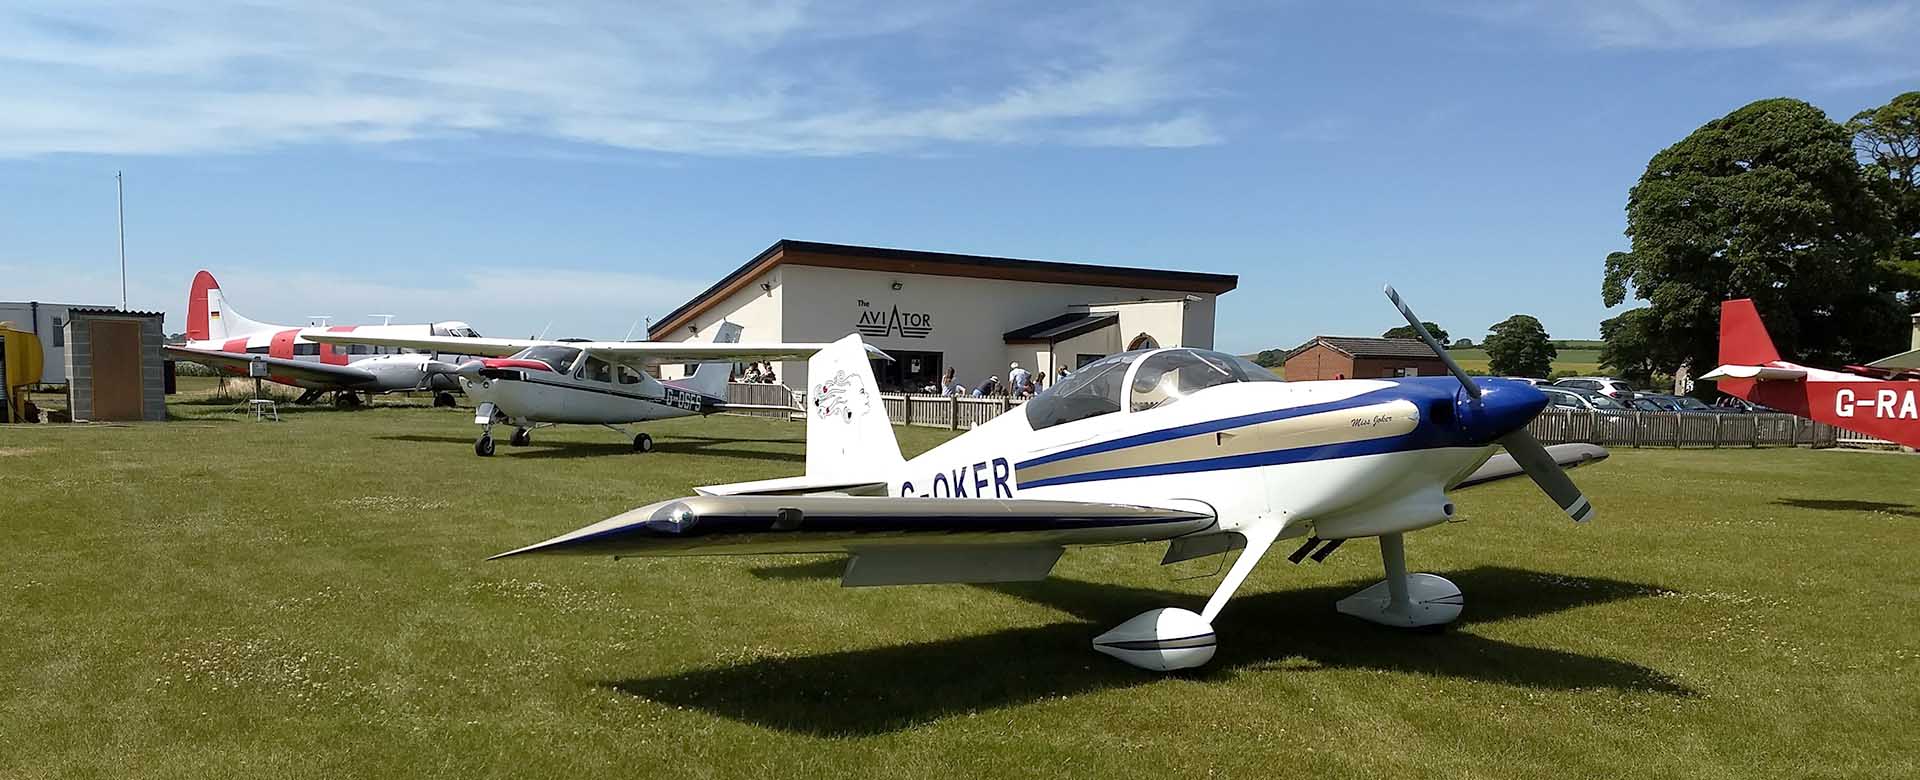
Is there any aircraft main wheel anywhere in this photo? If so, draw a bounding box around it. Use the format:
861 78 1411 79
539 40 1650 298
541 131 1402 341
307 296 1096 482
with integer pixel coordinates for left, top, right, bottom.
510 428 531 447
475 435 496 457
434 392 457 408
334 392 361 409
633 433 654 453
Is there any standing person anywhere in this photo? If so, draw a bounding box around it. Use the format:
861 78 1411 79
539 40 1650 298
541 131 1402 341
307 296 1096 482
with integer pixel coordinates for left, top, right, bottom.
762 362 777 384
1008 362 1031 395
939 367 958 396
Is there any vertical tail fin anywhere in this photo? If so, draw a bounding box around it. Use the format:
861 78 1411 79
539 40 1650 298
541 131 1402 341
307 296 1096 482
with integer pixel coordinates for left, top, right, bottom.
804 334 903 481
1719 299 1782 365
187 271 273 342
683 321 745 398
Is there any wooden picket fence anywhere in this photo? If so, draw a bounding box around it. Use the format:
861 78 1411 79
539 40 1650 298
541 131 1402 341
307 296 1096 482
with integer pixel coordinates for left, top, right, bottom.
729 383 1859 447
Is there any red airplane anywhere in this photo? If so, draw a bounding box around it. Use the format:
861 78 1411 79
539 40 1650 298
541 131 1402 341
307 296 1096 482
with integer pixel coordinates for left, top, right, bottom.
1703 299 1920 448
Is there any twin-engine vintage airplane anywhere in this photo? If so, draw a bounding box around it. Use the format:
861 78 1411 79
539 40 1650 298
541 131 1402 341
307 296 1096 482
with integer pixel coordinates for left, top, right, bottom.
1703 298 1920 448
490 288 1608 671
164 271 484 407
306 324 847 456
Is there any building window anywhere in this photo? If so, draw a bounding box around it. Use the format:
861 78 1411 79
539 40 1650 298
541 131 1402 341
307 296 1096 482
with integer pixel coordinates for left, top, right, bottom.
52 316 63 347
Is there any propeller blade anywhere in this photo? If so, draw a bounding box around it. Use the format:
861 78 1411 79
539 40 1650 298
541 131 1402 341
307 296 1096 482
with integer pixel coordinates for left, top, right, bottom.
1497 429 1595 523
1383 284 1482 399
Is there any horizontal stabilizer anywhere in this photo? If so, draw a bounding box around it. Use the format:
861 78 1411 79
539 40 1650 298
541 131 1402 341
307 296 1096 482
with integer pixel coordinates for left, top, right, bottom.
490 495 1215 560
1700 364 1808 381
164 345 379 387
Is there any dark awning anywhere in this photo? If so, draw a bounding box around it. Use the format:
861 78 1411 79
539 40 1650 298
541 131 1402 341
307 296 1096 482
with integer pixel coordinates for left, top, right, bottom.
1004 312 1119 343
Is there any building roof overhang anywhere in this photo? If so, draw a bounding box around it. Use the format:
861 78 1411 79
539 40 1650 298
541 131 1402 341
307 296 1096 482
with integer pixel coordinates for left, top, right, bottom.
649 240 1237 340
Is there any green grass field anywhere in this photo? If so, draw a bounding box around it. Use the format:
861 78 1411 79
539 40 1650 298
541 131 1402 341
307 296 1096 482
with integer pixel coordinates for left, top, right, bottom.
3 393 1918 778
1445 347 1605 377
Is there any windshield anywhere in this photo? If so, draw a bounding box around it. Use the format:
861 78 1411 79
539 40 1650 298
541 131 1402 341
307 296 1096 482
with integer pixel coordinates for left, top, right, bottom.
1024 352 1143 430
1676 396 1711 411
1129 349 1279 412
1586 393 1628 410
515 345 582 373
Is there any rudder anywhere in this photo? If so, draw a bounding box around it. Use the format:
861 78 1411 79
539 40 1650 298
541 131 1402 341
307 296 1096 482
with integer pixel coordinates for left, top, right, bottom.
683 321 745 397
1719 299 1781 366
804 334 903 481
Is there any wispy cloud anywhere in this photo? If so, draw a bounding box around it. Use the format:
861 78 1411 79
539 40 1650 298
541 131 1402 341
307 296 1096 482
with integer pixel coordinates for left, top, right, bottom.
0 261 704 339
0 0 1227 157
1457 0 1918 50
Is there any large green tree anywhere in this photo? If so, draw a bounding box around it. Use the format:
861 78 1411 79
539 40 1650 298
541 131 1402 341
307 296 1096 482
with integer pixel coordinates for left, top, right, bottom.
1603 97 1905 375
1484 314 1556 377
1597 308 1667 387
1383 322 1449 344
1849 91 1920 304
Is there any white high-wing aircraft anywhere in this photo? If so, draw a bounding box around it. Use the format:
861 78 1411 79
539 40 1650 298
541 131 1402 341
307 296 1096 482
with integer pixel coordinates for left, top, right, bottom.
163 270 485 407
490 288 1609 672
306 323 851 456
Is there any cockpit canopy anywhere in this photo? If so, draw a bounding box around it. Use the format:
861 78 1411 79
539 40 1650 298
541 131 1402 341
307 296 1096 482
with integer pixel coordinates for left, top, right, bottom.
513 345 582 374
432 321 484 338
1023 348 1279 430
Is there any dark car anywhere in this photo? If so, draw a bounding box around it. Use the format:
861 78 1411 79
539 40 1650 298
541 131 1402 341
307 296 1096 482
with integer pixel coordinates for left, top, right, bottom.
1633 393 1717 413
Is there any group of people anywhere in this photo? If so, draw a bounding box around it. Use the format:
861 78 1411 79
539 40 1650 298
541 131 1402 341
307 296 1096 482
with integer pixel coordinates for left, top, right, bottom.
737 361 778 384
928 362 1067 398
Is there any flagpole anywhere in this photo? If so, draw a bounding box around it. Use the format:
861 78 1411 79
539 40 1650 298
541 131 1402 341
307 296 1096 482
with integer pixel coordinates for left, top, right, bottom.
116 171 127 310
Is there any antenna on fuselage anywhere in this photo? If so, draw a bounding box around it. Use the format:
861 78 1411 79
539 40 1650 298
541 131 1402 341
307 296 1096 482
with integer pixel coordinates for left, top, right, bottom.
308 315 332 327
622 319 641 342
367 314 395 326
535 320 553 340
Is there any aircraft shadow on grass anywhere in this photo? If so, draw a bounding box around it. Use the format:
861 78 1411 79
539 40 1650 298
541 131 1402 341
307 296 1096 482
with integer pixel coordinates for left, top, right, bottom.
1773 498 1920 519
603 564 1690 737
370 434 804 463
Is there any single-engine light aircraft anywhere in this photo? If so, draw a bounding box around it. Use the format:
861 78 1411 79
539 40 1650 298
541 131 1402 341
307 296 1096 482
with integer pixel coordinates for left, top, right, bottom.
490 288 1608 671
1703 298 1920 448
306 323 854 456
164 271 485 407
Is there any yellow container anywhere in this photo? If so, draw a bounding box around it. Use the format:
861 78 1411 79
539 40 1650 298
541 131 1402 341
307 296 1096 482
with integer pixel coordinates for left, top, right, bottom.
0 321 45 419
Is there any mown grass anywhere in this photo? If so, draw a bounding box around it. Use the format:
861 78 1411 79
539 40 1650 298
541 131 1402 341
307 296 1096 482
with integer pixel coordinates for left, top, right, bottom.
1446 347 1605 377
2 399 1917 779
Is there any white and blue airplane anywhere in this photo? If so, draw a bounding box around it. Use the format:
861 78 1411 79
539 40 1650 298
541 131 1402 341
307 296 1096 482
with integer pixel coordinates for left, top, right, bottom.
493 288 1608 671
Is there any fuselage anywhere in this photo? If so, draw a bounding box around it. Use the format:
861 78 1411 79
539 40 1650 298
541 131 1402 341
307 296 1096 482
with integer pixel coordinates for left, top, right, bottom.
185 321 484 391
887 374 1546 542
460 353 723 425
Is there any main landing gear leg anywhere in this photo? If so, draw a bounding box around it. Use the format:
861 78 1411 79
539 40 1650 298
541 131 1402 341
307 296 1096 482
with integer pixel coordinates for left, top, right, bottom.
1093 521 1282 672
1334 533 1462 629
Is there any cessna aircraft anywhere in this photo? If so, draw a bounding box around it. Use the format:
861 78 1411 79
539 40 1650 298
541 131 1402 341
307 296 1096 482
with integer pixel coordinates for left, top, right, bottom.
306 324 851 456
1702 298 1920 449
489 288 1608 671
164 271 483 407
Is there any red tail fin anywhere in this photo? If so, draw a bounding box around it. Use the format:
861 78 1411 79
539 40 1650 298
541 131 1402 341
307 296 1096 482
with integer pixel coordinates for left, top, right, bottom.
186 270 220 341
1719 299 1781 366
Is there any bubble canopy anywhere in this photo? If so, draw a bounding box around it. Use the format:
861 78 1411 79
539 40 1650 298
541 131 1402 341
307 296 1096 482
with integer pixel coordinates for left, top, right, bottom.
1024 348 1279 430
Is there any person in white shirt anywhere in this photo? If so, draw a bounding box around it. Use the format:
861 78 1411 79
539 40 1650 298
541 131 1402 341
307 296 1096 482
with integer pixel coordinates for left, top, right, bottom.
1008 362 1031 395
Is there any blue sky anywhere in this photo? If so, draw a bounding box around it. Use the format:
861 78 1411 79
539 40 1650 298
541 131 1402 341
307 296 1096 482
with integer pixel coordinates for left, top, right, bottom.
2 1 1916 352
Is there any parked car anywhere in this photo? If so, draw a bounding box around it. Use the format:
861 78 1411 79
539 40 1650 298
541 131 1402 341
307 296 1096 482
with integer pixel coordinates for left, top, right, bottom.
1632 393 1718 413
1503 377 1553 386
1553 377 1637 401
1540 386 1632 412
1714 396 1777 414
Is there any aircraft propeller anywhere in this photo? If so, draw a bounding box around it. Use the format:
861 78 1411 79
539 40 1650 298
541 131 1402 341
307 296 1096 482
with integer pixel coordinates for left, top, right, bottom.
1383 285 1594 522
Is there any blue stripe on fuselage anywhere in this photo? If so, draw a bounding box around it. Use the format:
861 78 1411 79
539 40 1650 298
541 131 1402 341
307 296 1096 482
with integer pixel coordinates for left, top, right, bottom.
1014 379 1478 489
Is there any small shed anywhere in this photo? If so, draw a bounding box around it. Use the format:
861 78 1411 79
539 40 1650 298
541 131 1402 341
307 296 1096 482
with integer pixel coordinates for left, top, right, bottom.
63 308 167 421
1283 336 1447 381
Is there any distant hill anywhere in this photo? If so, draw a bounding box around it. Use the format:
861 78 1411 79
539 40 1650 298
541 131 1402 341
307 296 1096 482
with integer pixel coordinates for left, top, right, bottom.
1245 342 1607 380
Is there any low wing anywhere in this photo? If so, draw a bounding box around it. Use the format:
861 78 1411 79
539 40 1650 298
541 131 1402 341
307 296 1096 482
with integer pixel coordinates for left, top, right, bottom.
577 341 872 367
1701 364 1809 381
1453 443 1608 491
304 332 868 366
301 332 531 358
491 495 1214 585
165 346 378 387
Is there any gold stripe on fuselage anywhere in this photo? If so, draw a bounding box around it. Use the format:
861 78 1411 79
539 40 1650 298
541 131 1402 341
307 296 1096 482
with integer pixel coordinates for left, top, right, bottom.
1015 400 1421 484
